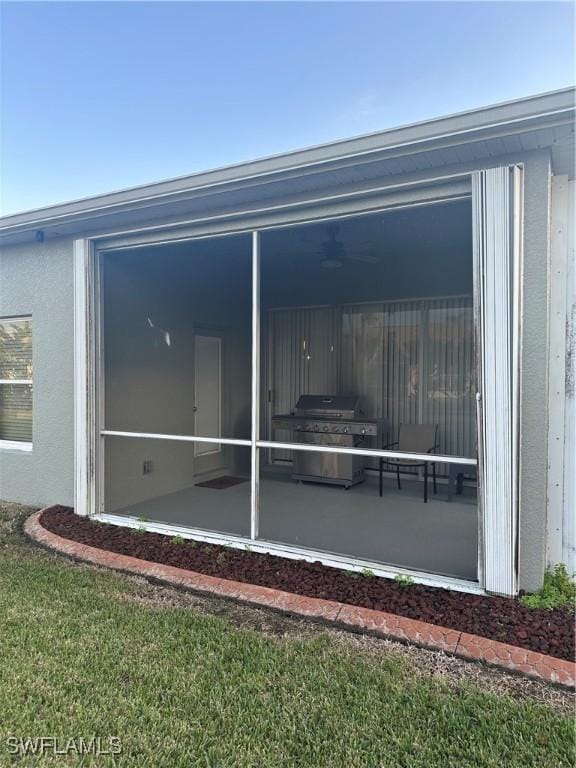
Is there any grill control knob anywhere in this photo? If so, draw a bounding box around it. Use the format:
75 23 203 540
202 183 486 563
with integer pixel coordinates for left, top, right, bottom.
343 427 349 434
361 428 366 435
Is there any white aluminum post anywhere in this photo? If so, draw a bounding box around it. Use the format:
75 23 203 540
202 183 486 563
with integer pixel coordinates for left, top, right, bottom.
73 239 94 516
251 231 261 539
472 166 522 596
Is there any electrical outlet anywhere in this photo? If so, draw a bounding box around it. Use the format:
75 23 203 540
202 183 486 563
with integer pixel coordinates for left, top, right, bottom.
142 460 153 475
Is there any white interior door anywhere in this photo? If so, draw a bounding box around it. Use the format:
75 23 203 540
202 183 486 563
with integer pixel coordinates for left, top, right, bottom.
473 165 523 596
194 335 222 457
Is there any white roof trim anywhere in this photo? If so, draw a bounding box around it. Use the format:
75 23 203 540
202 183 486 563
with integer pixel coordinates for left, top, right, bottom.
1 87 574 235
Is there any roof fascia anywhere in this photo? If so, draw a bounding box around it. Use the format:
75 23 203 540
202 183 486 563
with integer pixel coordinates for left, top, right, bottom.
0 88 573 237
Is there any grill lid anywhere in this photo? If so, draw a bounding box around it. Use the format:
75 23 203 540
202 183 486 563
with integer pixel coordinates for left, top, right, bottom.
294 395 359 418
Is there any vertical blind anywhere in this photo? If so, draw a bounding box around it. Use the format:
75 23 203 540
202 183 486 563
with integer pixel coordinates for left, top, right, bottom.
342 301 421 469
266 298 476 465
422 301 476 458
0 317 33 442
267 307 340 461
342 298 475 464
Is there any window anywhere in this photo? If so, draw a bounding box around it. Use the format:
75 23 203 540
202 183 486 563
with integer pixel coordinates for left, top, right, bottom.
0 317 33 448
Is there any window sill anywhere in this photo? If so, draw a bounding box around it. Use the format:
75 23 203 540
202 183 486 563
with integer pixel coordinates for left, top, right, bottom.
0 441 33 453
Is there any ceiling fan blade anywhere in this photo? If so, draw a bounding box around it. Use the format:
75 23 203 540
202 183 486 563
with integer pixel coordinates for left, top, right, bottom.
344 253 379 264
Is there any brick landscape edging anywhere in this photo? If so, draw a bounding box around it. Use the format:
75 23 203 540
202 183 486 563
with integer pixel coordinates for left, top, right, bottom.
25 508 575 689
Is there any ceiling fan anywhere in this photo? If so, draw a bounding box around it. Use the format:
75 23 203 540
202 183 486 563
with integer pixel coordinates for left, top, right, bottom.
317 224 378 269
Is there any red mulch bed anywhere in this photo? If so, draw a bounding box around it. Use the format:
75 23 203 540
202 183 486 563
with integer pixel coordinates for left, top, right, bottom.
40 506 574 662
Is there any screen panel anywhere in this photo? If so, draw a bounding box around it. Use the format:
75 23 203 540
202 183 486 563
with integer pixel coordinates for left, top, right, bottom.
104 436 251 536
103 235 252 441
258 446 478 580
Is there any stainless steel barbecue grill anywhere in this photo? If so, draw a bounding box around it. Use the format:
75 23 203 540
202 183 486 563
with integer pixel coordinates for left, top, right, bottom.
272 395 387 488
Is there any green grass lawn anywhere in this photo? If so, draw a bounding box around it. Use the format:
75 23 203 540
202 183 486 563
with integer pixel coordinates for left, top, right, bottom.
0 505 573 767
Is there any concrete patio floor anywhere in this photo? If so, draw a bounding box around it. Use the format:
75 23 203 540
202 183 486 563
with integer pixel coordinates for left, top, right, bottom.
113 468 478 581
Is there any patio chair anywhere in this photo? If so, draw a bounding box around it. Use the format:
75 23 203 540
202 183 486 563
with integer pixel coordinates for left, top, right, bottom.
379 424 439 503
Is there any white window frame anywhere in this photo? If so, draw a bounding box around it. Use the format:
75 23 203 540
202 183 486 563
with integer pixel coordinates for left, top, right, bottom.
74 166 522 596
0 315 33 452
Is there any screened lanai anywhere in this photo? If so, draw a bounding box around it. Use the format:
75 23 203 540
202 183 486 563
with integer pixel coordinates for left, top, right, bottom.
100 200 479 582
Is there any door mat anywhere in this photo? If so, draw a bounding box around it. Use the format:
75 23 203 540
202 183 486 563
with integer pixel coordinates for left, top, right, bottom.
195 476 248 490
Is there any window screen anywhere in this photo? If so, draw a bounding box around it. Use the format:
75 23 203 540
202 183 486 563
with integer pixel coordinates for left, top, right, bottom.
0 317 33 443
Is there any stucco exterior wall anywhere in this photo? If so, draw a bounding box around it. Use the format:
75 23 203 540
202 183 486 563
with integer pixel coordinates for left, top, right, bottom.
564 181 576 575
0 237 75 506
517 152 552 592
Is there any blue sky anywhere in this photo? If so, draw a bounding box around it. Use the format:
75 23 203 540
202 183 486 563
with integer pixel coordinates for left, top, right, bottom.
1 1 574 214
